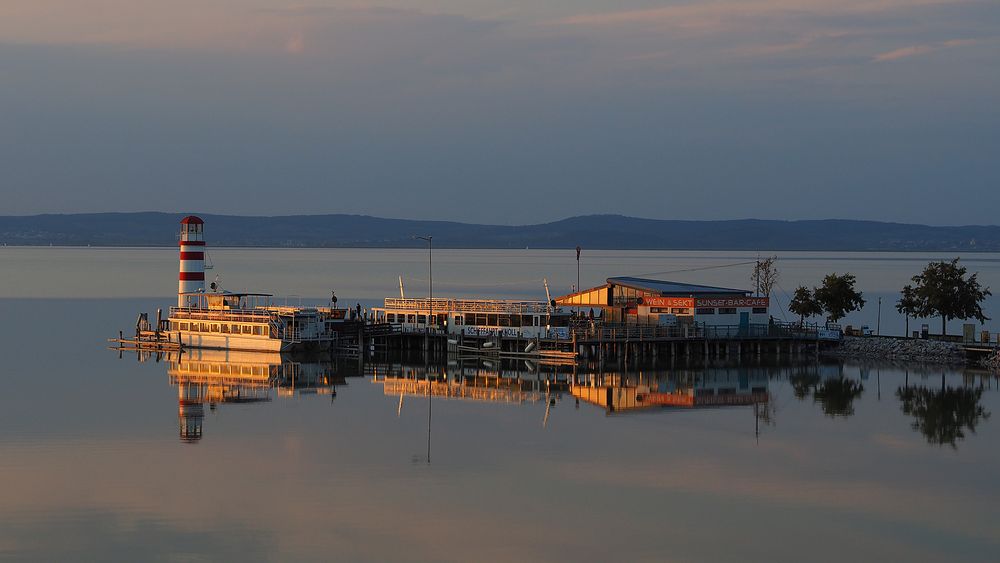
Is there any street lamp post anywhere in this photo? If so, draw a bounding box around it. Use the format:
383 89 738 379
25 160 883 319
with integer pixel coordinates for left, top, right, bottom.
413 235 434 463
576 246 581 296
415 235 433 334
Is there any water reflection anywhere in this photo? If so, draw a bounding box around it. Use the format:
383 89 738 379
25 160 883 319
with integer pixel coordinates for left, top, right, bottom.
897 374 992 449
368 359 571 407
788 364 866 417
569 366 770 414
121 349 999 451
167 350 350 442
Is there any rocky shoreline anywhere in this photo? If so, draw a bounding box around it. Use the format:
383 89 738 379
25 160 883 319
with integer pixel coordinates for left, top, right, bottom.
826 336 967 365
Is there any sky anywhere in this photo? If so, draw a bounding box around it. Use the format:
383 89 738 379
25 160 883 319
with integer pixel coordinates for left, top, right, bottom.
1 0 998 225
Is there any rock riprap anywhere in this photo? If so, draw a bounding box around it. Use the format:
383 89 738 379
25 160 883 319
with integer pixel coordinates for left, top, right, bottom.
829 336 966 364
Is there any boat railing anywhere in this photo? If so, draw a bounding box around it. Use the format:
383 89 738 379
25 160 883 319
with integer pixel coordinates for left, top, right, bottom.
382 297 552 315
170 307 275 324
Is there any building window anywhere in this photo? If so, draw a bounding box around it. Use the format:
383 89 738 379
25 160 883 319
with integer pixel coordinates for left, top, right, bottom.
753 307 768 314
670 308 691 315
454 315 463 325
696 308 715 315
719 308 737 315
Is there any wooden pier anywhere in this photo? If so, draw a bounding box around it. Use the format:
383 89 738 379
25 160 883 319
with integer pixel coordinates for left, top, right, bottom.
111 315 834 365
108 330 183 353
358 320 831 363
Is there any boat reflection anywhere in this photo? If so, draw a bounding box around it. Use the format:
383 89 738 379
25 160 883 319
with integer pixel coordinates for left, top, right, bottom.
170 350 350 442
367 358 571 406
368 358 777 415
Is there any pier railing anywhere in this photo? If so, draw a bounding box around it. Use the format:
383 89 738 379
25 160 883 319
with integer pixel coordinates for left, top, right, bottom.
569 321 822 341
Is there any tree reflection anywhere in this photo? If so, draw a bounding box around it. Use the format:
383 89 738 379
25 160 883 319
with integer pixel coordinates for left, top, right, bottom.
789 372 820 400
813 376 864 417
896 380 991 449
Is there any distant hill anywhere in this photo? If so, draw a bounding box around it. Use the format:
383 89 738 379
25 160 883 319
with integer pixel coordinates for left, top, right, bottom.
1 213 998 251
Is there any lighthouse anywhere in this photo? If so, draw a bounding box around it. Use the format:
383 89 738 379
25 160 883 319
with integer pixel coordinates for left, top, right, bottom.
178 216 206 306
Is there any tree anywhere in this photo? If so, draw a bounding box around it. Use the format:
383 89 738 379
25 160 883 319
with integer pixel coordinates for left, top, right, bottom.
751 256 779 297
788 286 822 325
896 284 920 337
814 273 865 323
902 258 991 336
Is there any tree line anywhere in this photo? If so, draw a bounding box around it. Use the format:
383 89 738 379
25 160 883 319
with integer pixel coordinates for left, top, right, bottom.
786 258 990 335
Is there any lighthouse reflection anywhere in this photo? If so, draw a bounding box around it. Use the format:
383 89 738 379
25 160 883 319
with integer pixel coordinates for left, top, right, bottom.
170 350 347 442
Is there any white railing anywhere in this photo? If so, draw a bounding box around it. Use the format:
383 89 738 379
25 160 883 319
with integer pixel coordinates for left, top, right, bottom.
382 297 551 314
170 307 275 323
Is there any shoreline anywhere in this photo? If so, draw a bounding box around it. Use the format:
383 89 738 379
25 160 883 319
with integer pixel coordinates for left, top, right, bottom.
825 335 972 366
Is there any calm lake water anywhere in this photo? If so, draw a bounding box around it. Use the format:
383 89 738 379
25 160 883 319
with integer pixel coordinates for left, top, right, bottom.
1 248 999 561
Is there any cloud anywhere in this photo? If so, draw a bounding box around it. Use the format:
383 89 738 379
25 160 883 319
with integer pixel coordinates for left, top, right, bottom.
556 0 965 29
284 32 305 55
873 38 982 61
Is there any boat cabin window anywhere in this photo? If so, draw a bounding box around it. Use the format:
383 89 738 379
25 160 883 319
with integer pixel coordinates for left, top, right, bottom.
417 315 426 324
386 313 396 323
549 316 569 327
454 315 463 325
407 315 416 324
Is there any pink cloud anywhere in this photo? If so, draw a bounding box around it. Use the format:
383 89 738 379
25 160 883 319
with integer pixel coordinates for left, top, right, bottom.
873 38 982 62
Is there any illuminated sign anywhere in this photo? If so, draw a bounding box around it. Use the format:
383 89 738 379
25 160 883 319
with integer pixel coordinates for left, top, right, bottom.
694 297 769 308
641 297 695 308
641 296 769 308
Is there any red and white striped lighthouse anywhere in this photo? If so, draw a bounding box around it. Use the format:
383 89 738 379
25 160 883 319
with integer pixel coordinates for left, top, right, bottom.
178 215 206 306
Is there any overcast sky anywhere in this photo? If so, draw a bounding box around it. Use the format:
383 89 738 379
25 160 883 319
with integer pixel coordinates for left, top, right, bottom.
1 1 998 224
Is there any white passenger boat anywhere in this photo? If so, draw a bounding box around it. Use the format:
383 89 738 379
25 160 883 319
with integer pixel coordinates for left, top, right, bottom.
373 297 573 340
169 292 344 353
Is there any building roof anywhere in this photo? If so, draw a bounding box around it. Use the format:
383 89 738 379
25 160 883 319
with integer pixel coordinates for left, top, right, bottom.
608 276 748 296
180 215 204 225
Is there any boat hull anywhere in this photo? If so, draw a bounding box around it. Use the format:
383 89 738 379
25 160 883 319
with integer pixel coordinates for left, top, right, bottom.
174 332 331 353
